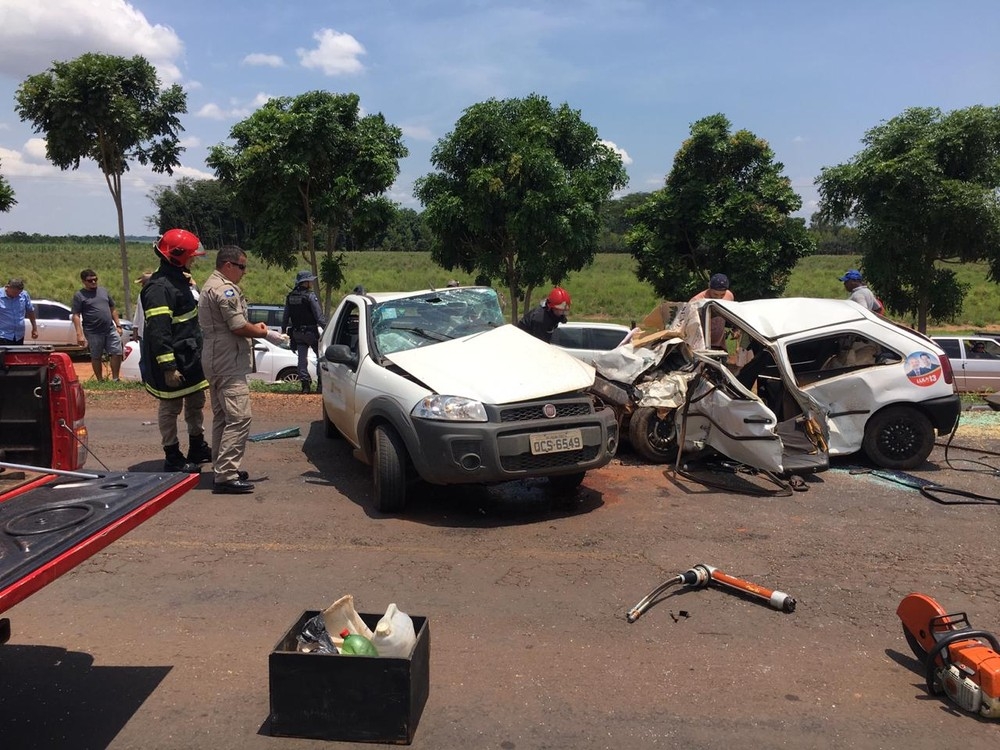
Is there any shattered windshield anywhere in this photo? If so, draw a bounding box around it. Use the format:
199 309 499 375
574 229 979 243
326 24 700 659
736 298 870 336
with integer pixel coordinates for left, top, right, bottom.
372 287 506 355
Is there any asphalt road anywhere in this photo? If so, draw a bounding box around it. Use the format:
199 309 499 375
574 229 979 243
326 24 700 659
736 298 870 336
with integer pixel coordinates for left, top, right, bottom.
2 391 1000 750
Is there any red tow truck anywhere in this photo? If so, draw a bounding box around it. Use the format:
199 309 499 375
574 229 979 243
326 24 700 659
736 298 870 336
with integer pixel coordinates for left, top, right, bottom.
0 346 197 643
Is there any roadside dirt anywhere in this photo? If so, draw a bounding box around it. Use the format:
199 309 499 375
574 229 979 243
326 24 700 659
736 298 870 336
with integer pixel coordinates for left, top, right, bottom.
3 391 1000 750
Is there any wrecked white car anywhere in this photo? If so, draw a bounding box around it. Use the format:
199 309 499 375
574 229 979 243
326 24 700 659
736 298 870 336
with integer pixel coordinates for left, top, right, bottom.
318 286 619 512
591 298 962 473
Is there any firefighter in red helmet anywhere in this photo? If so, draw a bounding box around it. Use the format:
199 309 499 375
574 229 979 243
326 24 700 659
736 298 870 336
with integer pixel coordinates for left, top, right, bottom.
140 229 211 473
517 286 571 343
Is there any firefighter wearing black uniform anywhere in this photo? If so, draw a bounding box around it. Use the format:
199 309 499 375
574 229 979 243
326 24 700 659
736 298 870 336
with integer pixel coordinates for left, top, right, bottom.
141 229 211 473
282 270 326 393
517 286 571 343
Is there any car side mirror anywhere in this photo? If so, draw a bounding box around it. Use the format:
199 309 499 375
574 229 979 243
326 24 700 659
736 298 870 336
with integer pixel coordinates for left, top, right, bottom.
325 344 358 368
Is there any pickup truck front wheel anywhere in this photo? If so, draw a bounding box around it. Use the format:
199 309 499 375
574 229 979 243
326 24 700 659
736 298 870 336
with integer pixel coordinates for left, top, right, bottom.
628 407 678 464
862 406 935 470
373 425 407 513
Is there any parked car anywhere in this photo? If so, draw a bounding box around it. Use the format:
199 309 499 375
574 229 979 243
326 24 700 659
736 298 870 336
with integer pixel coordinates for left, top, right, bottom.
550 322 632 366
247 304 285 332
931 336 1000 392
23 299 81 348
120 336 316 383
318 286 620 512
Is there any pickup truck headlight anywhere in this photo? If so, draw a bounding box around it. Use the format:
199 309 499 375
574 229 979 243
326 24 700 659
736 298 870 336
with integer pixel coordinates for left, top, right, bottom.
412 395 488 422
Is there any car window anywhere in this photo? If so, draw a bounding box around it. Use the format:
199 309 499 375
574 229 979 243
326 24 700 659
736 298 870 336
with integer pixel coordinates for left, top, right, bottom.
550 327 585 348
967 338 1000 359
591 328 628 350
933 338 961 360
372 288 504 356
786 333 901 386
35 303 70 320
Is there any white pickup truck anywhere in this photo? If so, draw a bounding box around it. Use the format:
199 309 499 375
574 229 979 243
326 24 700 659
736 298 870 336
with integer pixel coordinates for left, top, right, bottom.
318 286 619 512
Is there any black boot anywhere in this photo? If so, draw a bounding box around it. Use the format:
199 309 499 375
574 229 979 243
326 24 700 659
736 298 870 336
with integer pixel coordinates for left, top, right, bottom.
300 380 312 394
164 443 201 473
187 434 212 464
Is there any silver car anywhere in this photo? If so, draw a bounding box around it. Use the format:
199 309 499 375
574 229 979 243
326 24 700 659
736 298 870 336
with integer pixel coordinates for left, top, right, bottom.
931 336 1000 392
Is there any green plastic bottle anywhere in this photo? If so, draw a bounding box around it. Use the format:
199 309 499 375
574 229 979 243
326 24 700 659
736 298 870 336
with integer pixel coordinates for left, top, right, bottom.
339 628 379 657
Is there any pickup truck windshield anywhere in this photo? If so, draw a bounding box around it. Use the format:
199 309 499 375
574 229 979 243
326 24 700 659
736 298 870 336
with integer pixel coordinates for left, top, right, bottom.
372 288 505 355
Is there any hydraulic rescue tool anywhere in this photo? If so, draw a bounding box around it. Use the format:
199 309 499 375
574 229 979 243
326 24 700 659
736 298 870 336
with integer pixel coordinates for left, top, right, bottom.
627 563 796 623
897 592 1000 718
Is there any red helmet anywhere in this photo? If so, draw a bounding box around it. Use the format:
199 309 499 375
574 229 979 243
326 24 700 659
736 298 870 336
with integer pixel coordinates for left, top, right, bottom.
156 229 205 268
547 287 571 312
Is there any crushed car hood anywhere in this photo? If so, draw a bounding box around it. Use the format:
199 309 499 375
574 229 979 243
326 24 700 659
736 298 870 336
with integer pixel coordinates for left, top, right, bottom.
386 324 596 404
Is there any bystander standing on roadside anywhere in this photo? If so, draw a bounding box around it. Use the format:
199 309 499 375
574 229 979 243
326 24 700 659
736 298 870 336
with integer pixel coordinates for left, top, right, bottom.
199 246 287 495
282 270 326 393
0 278 38 345
141 230 212 474
838 269 884 314
71 269 124 381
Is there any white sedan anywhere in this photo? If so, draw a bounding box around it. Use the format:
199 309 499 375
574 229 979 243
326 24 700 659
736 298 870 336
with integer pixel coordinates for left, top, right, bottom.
120 337 317 383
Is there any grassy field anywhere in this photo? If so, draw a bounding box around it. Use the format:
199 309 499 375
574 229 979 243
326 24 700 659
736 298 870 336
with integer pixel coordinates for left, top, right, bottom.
3 242 999 330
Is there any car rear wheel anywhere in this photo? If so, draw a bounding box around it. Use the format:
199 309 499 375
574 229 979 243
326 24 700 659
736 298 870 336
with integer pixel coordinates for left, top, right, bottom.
862 406 935 469
628 407 678 464
276 368 300 382
373 425 407 513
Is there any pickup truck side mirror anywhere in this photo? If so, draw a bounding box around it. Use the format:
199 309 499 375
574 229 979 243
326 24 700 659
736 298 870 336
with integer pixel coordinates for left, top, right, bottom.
325 344 358 368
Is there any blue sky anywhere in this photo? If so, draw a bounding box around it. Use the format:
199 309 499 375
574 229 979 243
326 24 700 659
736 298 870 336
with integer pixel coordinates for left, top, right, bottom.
0 0 997 236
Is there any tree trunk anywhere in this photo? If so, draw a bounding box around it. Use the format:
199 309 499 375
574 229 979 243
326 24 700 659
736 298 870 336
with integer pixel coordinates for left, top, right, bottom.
110 177 133 320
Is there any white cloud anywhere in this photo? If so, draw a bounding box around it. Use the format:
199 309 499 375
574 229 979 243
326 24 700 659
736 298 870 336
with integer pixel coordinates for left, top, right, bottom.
297 29 366 76
401 124 435 142
195 103 227 121
0 146 60 177
601 139 633 166
195 94 274 121
243 53 285 68
0 0 185 85
23 138 47 161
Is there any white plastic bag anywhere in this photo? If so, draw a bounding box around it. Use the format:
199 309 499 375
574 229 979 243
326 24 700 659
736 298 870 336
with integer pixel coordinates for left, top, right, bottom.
321 594 374 648
370 602 417 658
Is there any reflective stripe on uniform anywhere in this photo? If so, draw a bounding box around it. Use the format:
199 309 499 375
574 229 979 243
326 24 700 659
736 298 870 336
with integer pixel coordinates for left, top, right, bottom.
143 378 209 399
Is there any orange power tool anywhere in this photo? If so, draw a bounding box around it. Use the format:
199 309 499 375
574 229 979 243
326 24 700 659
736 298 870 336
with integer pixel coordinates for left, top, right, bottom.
897 593 1000 718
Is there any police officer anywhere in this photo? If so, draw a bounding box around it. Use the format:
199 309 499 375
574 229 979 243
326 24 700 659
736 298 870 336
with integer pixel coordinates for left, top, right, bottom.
141 229 212 473
198 245 287 495
282 270 326 393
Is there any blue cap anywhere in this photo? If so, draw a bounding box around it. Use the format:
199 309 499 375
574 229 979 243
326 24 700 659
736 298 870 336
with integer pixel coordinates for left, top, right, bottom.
709 273 729 290
295 270 317 284
839 269 863 282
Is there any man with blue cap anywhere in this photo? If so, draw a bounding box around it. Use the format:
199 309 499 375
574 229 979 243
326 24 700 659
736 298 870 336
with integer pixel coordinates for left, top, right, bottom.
282 270 326 393
839 269 882 313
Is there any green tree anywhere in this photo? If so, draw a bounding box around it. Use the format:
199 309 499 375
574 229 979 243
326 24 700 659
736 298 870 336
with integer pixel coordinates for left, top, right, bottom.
207 90 407 312
414 94 628 321
15 53 186 317
627 113 813 301
807 212 859 255
816 106 1000 332
147 177 251 249
598 192 650 253
0 157 15 214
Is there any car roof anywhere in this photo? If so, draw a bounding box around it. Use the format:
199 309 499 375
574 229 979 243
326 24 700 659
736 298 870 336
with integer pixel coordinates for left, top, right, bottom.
709 298 870 338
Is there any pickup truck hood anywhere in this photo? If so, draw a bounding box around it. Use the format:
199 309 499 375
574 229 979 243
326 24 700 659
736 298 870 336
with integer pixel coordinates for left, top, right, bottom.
386 324 596 404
